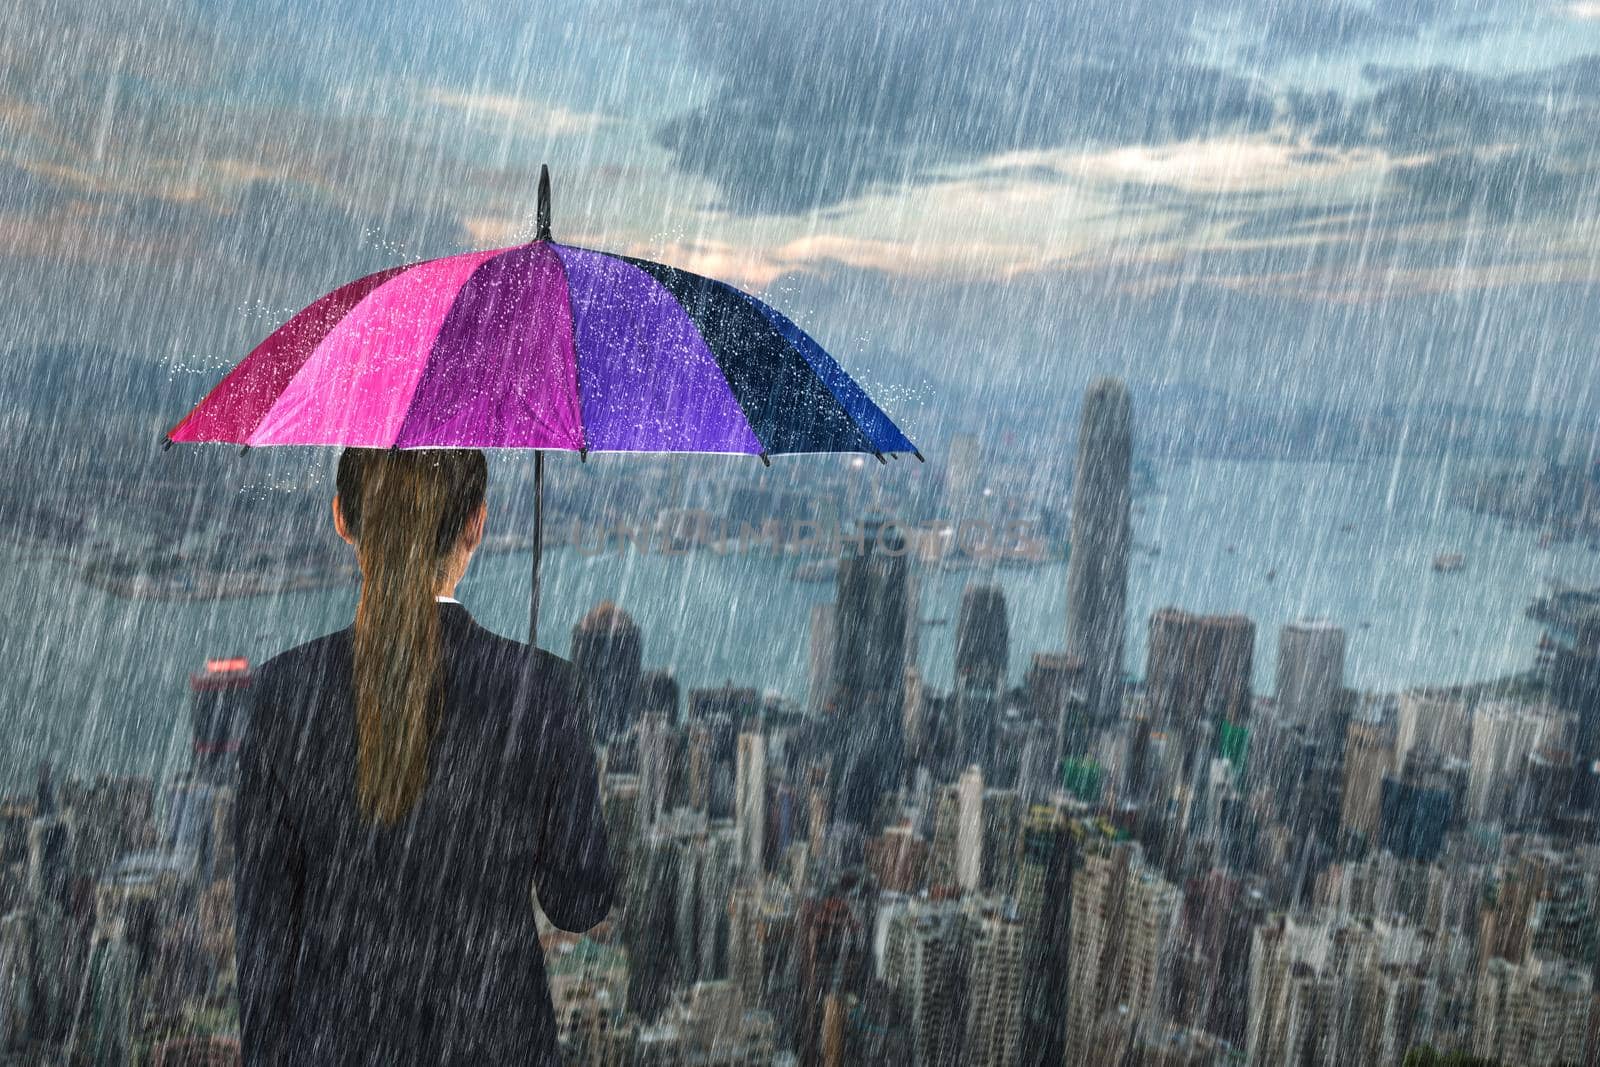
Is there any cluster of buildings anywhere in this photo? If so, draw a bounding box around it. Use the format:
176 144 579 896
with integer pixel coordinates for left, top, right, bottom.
4 377 1600 1065
0 659 247 1065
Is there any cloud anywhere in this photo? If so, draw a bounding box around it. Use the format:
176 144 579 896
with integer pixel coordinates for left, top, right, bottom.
652 0 1279 215
420 88 613 138
1005 138 1404 196
1263 57 1600 223
1388 149 1586 219
647 0 1502 215
5 0 1600 392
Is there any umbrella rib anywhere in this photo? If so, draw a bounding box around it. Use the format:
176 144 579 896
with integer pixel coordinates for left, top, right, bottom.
548 243 589 458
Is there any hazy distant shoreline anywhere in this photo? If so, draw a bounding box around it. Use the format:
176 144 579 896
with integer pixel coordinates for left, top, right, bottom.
5 457 1599 793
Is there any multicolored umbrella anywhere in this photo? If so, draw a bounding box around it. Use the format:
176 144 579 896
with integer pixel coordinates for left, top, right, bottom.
164 166 920 643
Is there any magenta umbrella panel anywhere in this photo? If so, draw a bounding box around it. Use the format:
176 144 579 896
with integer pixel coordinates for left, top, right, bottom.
165 221 917 464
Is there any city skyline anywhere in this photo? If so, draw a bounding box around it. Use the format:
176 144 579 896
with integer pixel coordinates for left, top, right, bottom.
6 373 1600 1063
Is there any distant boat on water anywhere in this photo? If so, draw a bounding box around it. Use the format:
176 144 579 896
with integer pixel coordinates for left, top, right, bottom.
1433 552 1466 573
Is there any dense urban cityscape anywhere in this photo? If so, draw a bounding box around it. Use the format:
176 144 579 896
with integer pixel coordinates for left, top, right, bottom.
4 379 1599 1066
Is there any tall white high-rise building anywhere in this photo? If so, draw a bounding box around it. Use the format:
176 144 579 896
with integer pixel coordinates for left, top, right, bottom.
957 766 984 893
1064 838 1179 1067
736 731 767 872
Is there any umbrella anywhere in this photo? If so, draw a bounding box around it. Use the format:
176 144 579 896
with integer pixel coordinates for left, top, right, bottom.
164 166 921 646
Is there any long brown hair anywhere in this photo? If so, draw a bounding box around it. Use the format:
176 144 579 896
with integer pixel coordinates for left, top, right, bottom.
335 448 488 825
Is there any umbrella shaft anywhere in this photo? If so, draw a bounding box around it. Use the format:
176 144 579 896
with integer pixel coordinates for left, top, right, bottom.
530 450 543 648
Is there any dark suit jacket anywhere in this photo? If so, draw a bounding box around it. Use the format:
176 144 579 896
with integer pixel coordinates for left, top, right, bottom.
233 600 613 1066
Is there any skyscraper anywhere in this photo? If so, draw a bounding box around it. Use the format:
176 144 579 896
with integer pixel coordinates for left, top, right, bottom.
639 669 680 723
1395 688 1472 768
188 657 252 786
962 898 1024 1067
637 711 670 835
1249 915 1447 1067
736 731 767 872
1145 608 1255 731
952 682 1000 780
150 1037 243 1067
796 880 873 1067
808 603 837 717
1064 838 1180 1067
0 914 32 1051
571 601 643 743
1548 617 1600 808
1341 707 1396 843
1027 652 1091 760
954 586 1008 770
1468 701 1561 823
1474 957 1595 1066
1017 804 1075 1067
929 784 962 893
956 766 984 893
623 826 683 1022
1378 769 1455 862
882 897 969 1067
955 585 1009 689
979 788 1022 895
728 879 796 1008
1064 378 1132 731
82 931 135 1067
688 684 761 722
1275 620 1347 742
162 778 218 884
1026 652 1084 724
1142 608 1255 818
828 519 909 831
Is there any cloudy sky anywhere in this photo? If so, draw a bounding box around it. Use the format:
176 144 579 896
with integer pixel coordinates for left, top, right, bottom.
7 0 1600 432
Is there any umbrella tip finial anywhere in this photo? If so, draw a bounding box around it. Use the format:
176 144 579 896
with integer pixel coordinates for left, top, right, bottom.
537 164 552 241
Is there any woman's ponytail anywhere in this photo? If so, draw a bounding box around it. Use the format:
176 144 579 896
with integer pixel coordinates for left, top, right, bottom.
335 448 487 825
